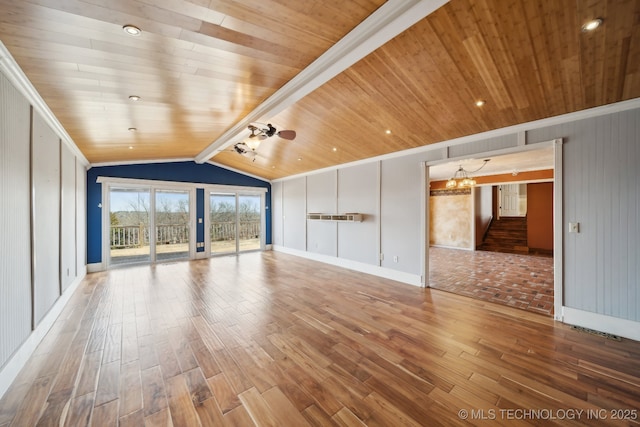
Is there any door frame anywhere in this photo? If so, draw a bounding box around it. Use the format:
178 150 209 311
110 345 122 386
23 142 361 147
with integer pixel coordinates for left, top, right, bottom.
422 138 563 320
98 177 197 268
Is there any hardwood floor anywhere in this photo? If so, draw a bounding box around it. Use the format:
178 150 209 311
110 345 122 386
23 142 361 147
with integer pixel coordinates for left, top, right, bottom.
1 251 639 426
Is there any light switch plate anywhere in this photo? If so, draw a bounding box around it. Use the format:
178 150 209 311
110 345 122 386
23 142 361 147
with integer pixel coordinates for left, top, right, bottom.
569 222 580 233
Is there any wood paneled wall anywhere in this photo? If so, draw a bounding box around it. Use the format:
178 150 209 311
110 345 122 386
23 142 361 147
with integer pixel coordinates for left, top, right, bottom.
529 108 640 322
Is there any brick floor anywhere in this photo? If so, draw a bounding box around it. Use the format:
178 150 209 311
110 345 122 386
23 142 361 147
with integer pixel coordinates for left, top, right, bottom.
428 247 554 316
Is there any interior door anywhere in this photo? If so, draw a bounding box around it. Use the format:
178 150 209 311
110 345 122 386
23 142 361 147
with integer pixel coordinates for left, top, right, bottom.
499 184 520 217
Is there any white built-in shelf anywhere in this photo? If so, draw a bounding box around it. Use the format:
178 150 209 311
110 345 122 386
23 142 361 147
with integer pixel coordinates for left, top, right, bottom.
306 213 363 222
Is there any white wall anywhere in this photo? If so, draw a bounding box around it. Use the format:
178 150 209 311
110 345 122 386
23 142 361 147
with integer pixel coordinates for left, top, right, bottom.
337 163 379 265
0 61 88 399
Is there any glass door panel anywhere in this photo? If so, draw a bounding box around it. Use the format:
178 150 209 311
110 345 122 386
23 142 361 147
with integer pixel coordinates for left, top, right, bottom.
155 190 190 261
210 193 237 255
238 195 261 251
109 187 151 265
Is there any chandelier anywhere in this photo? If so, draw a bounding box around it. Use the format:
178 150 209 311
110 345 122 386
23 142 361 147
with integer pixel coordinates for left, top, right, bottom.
445 159 490 189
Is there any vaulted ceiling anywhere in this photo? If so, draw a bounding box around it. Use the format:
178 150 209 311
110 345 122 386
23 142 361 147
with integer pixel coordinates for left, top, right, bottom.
0 0 638 180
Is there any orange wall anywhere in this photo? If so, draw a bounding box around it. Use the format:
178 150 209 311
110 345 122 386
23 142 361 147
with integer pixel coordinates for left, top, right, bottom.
527 182 553 250
430 169 554 190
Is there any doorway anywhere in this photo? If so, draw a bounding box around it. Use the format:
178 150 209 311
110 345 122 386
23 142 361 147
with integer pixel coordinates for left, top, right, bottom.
425 143 560 316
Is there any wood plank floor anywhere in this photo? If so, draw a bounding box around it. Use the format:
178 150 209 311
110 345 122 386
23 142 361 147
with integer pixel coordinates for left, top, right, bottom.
1 251 639 426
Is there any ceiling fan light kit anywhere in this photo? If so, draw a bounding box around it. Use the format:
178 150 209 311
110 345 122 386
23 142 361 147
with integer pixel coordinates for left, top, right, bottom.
232 123 296 161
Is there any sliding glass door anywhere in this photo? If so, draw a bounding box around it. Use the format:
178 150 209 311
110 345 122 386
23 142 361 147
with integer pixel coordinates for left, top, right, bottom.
209 191 263 255
155 190 190 261
107 184 194 267
210 193 237 255
109 187 151 265
238 195 261 251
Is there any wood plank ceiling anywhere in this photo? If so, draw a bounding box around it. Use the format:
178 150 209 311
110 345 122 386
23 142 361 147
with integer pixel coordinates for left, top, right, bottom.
0 0 638 180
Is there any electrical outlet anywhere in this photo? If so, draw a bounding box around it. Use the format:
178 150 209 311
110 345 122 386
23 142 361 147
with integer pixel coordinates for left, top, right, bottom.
393 256 399 263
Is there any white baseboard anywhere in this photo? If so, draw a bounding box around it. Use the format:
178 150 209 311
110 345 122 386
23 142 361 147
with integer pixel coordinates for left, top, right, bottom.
272 245 423 287
86 262 104 273
0 269 86 400
195 251 208 259
562 307 640 342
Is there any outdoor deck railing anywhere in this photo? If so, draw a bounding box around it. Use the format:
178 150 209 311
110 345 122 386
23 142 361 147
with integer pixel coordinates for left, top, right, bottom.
110 221 260 248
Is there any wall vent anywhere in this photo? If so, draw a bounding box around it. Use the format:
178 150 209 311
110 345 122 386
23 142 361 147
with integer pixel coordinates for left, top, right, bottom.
569 325 622 341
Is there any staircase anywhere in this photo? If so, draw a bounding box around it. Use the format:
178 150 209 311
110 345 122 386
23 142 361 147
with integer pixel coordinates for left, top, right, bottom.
478 216 529 254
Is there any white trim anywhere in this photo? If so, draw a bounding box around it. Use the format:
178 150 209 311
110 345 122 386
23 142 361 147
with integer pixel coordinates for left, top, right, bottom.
562 307 640 342
90 157 194 168
0 269 85 400
553 139 564 320
0 41 89 167
273 245 423 287
206 160 275 183
272 98 640 183
420 162 429 287
87 262 104 273
195 0 449 163
96 176 268 193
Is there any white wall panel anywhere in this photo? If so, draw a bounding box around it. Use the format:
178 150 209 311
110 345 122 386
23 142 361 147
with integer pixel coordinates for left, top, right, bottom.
272 181 283 246
32 111 61 325
380 156 422 274
0 74 32 369
60 144 76 291
337 163 379 265
282 178 306 251
306 171 337 256
529 109 640 322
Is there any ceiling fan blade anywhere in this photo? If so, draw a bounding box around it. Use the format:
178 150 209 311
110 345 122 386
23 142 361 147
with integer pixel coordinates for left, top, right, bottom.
277 130 296 140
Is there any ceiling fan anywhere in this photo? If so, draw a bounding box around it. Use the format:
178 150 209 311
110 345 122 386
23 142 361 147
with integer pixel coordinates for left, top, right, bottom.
233 123 297 161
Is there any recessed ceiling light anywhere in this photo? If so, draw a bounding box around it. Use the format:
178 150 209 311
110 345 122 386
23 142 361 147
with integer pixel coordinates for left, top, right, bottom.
385 129 392 135
128 146 133 150
123 25 141 36
297 157 302 161
332 147 337 152
128 95 141 101
475 100 486 107
128 127 137 132
582 18 603 32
